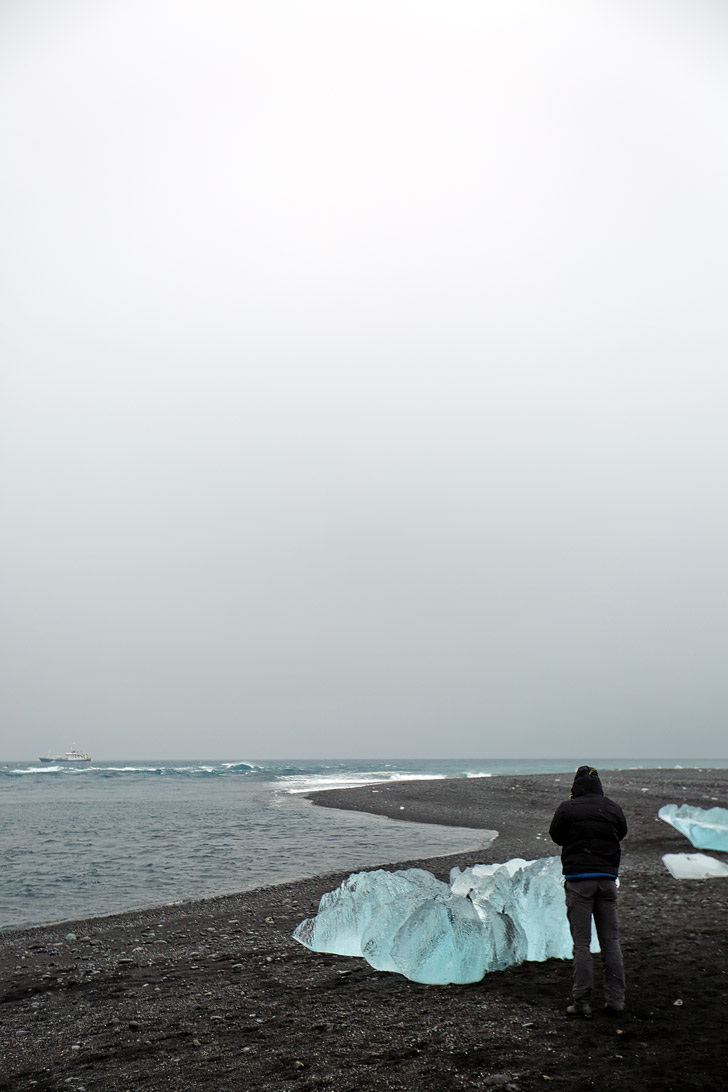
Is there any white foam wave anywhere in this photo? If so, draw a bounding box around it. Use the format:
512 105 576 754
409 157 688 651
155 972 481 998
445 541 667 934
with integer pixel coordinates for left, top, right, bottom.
281 772 447 794
103 766 161 772
11 765 62 774
169 765 211 772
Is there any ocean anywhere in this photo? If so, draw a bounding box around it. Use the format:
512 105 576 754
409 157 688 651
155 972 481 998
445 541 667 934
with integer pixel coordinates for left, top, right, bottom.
2 757 724 932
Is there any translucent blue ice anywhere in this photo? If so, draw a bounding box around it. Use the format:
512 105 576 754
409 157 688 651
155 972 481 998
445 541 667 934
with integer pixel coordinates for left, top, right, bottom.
383 894 489 984
292 868 449 958
293 856 584 985
662 852 728 879
658 803 728 852
451 856 579 963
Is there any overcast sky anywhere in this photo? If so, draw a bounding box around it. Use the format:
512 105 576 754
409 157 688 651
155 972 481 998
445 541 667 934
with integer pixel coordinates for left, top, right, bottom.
1 1 727 761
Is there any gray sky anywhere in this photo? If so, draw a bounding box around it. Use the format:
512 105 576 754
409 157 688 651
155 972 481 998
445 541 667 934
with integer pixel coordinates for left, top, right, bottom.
2 0 727 761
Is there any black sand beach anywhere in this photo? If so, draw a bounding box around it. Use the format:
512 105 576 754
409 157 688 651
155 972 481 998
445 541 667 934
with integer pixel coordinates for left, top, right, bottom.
2 768 727 1091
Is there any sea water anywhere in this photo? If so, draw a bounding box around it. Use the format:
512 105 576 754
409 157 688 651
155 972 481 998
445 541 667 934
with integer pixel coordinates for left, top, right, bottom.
1 757 724 931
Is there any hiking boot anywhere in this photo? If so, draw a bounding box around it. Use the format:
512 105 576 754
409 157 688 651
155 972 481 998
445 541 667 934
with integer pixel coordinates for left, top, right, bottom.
604 1001 625 1013
566 1000 592 1018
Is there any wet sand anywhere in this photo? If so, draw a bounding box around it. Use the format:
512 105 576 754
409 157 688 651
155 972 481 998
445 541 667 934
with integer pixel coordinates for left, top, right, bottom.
2 767 727 1091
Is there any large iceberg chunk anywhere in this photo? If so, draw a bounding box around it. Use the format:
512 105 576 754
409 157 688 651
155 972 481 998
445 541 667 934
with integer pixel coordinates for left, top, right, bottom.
384 894 489 985
662 853 728 879
293 868 487 984
451 862 529 971
294 856 579 985
451 856 586 962
658 804 728 852
292 867 448 957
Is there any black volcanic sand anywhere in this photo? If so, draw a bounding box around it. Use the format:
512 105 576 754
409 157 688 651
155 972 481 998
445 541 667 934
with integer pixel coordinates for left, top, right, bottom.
2 769 728 1092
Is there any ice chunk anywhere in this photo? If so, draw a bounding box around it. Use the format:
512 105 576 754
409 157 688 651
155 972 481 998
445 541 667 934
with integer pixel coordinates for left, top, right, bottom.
294 868 486 984
360 893 439 973
658 803 728 852
387 894 489 984
662 853 728 879
294 856 581 985
450 858 530 896
452 856 596 962
450 861 528 970
292 868 449 957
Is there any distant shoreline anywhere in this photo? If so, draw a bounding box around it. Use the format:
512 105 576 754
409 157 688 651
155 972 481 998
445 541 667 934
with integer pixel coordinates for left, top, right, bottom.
3 764 727 939
6 765 727 936
305 763 728 837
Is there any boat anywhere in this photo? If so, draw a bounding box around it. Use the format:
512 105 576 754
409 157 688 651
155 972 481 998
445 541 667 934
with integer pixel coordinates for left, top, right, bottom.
39 748 91 763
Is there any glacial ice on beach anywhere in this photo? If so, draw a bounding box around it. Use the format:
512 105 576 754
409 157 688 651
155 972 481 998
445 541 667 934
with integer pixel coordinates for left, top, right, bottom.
371 893 489 984
658 803 728 852
662 853 728 879
451 856 586 964
292 868 488 983
293 856 582 985
292 868 450 958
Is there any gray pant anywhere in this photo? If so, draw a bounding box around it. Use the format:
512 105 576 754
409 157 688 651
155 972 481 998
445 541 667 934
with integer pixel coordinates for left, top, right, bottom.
564 878 626 1005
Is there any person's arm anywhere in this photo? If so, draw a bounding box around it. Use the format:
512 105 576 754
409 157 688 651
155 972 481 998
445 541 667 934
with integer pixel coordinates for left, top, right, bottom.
549 804 568 846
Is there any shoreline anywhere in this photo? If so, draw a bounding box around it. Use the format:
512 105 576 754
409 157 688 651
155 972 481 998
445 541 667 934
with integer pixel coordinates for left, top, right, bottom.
2 768 728 1091
3 764 727 938
6 763 723 939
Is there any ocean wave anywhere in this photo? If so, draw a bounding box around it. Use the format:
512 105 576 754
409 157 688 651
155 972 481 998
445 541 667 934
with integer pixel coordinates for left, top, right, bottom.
9 765 64 775
98 766 164 776
4 758 725 786
280 771 448 794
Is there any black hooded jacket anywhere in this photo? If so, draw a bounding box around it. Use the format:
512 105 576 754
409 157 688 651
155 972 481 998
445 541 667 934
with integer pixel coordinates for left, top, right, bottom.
549 767 628 878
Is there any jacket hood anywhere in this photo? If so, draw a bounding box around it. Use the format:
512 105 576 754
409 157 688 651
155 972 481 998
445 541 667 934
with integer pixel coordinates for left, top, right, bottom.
571 765 604 797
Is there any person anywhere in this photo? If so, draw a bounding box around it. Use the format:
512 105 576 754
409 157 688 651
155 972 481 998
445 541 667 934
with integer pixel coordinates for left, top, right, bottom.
549 765 628 1018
